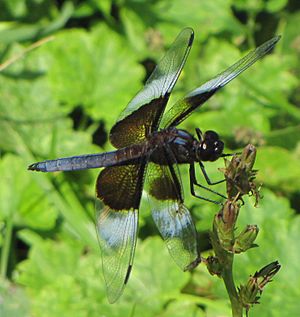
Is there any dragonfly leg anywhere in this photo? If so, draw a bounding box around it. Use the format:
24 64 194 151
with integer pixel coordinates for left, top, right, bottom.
199 161 225 186
195 128 203 141
189 164 224 204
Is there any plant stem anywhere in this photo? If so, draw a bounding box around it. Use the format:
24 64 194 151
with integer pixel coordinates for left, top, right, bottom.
0 214 13 279
221 254 243 317
211 235 243 317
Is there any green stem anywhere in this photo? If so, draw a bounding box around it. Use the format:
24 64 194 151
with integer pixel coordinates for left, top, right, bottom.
221 254 243 317
0 214 13 279
210 232 243 316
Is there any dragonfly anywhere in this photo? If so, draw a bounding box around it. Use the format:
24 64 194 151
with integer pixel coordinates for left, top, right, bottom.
28 28 280 303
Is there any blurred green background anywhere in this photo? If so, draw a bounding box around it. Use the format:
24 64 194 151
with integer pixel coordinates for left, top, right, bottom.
0 0 299 316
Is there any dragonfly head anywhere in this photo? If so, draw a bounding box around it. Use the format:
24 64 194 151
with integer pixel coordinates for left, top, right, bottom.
196 130 224 162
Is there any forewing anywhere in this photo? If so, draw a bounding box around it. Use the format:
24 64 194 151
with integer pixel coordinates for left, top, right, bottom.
95 162 146 303
146 161 199 271
161 36 281 128
110 28 194 148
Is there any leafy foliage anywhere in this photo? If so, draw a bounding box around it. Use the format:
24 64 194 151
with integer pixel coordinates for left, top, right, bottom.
0 1 299 316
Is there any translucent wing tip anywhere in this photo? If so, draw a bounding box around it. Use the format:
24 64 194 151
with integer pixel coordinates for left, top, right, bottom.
258 35 281 53
181 27 194 46
273 35 281 42
107 288 124 304
105 262 132 304
270 35 281 43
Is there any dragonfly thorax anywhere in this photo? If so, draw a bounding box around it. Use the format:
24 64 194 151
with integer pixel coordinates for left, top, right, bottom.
195 130 224 162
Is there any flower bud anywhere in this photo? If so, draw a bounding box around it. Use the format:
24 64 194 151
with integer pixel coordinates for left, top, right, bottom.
239 275 260 308
221 144 260 204
238 261 281 310
234 225 259 253
213 201 239 251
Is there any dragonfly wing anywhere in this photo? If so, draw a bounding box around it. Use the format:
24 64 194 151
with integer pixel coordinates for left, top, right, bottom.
110 28 194 148
146 159 199 271
95 161 146 303
161 36 281 128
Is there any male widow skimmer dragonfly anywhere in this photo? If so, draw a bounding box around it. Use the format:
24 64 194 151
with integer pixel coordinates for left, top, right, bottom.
29 28 280 303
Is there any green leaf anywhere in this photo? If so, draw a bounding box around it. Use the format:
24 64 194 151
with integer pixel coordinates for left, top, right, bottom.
265 125 300 150
234 0 288 14
233 0 264 13
28 24 144 126
265 0 288 12
0 278 30 317
0 2 74 44
159 299 206 317
0 0 27 19
256 146 300 192
30 275 89 317
236 191 300 316
157 0 243 39
0 51 96 158
92 0 112 18
16 230 84 289
131 237 191 296
0 154 57 229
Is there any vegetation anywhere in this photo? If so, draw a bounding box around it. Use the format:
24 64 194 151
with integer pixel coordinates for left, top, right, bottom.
0 1 299 316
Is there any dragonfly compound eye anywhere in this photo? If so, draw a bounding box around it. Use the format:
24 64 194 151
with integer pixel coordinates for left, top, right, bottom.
199 135 224 162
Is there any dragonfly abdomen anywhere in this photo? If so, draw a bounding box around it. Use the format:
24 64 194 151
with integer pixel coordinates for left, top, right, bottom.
28 143 148 172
